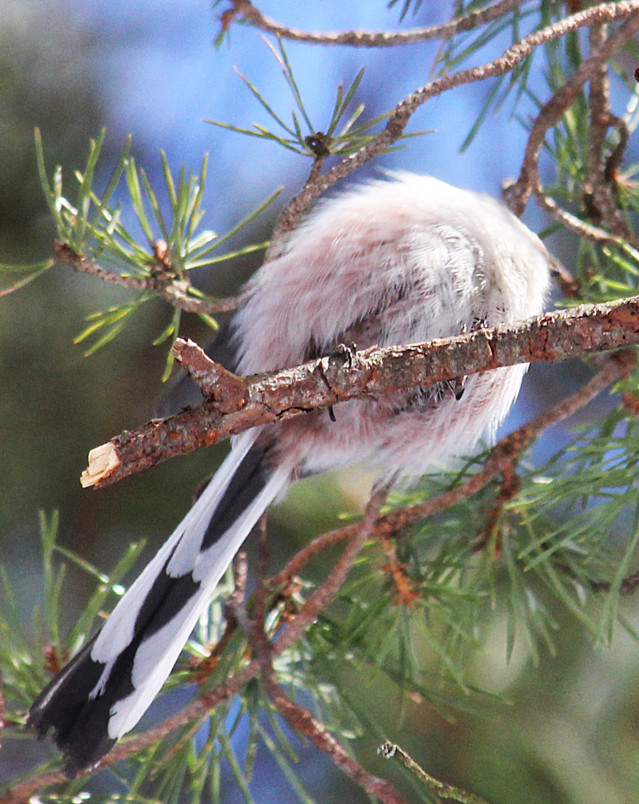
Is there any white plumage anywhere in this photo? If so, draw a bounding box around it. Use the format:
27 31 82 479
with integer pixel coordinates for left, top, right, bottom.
236 173 551 478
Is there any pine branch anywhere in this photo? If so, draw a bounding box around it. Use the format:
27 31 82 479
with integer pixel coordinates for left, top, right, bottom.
224 0 523 48
80 296 639 488
269 350 634 588
0 490 394 803
245 491 409 804
268 0 639 248
54 240 240 315
528 18 635 249
507 8 639 219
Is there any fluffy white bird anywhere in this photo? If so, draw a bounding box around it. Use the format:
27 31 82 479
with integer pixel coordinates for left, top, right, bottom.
29 173 553 773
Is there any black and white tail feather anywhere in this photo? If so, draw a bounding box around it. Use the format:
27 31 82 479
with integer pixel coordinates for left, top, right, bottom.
29 430 291 773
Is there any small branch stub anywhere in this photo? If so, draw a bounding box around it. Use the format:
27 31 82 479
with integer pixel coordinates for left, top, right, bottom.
171 337 249 408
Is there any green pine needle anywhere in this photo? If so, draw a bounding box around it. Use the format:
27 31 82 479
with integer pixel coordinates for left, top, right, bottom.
24 132 279 371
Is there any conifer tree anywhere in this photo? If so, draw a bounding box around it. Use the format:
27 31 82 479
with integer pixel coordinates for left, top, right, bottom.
2 3 639 802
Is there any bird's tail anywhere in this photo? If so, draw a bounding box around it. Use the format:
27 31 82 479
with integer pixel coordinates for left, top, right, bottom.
28 431 290 774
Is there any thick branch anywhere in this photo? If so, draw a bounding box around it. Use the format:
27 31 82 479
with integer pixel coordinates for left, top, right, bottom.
81 296 639 488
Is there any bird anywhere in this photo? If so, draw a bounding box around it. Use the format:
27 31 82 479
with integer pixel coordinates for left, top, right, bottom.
28 172 553 774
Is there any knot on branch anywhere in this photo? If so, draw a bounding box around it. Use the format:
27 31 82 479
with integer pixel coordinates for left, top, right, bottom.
149 239 180 282
53 239 79 265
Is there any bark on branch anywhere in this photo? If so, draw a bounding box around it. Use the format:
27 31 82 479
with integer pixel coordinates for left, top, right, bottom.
226 0 522 48
54 241 239 315
81 294 639 489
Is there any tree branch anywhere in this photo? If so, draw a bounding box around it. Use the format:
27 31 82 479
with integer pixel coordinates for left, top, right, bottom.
80 296 639 489
269 0 639 243
506 9 639 220
226 0 524 48
54 241 240 315
248 487 407 804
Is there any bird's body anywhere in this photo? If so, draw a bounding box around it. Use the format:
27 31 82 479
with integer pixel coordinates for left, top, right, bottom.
236 173 551 479
29 173 552 773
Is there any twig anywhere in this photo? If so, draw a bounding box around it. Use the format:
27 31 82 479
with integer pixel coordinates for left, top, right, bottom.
532 189 632 248
378 741 491 804
257 666 407 803
227 0 524 48
171 338 248 406
265 154 326 262
603 569 639 595
531 22 634 247
81 296 639 488
507 9 639 220
262 686 408 803
587 22 612 192
53 241 240 315
229 550 249 610
471 460 521 555
0 769 69 804
270 1 639 242
279 483 393 650
250 512 271 636
604 115 629 184
250 488 407 804
583 23 629 233
582 23 632 239
190 551 247 678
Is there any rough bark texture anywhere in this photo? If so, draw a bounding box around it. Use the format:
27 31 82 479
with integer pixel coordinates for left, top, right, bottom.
84 296 639 487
